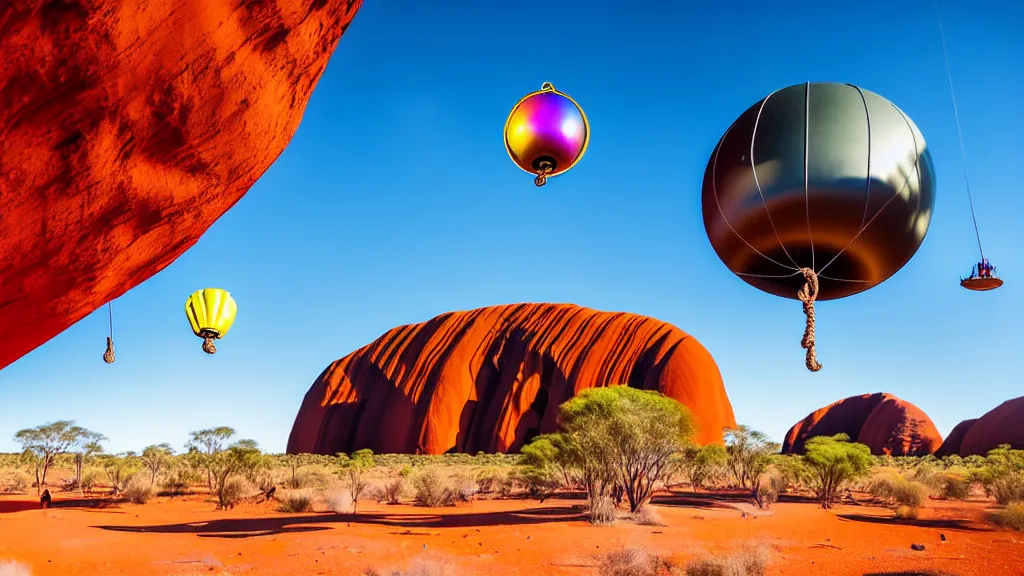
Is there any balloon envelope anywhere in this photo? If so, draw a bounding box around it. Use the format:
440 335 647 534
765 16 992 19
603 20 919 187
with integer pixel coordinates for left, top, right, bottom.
702 82 935 301
185 288 237 338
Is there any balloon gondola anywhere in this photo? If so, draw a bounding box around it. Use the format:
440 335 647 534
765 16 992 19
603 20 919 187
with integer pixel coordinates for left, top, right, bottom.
960 259 1003 291
504 82 589 187
702 82 935 372
936 8 1004 293
184 288 237 354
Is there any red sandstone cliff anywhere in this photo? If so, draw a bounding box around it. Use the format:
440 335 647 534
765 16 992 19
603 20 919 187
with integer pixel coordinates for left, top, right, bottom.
0 0 361 371
781 393 942 456
287 303 737 455
959 397 1024 457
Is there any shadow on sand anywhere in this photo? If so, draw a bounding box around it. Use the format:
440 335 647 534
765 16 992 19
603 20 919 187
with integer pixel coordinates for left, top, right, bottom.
836 513 990 533
862 571 961 576
92 506 587 539
0 497 126 514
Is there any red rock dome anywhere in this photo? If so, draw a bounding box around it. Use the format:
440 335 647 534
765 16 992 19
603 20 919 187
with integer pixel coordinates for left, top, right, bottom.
959 397 1024 457
0 0 361 370
934 419 978 458
782 393 942 456
287 303 737 455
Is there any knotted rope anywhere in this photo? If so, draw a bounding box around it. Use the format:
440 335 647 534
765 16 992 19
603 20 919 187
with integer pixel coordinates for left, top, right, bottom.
103 336 115 364
797 268 822 372
102 303 115 364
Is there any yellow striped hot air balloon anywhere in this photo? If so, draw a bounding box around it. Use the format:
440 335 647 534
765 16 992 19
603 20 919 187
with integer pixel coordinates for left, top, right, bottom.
184 288 237 354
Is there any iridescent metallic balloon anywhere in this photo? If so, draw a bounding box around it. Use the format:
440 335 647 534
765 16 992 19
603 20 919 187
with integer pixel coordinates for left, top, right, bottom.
702 82 936 373
504 82 589 186
702 82 936 302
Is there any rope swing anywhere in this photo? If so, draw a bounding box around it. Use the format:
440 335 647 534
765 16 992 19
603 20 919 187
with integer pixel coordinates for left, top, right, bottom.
797 268 822 372
102 302 115 364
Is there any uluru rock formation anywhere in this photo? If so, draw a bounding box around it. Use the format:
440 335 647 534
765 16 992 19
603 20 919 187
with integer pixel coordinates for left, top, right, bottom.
781 393 942 456
934 419 978 458
0 0 361 371
957 396 1024 457
287 303 736 455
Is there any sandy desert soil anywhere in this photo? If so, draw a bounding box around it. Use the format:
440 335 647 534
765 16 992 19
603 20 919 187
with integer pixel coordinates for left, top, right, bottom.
1 490 1022 576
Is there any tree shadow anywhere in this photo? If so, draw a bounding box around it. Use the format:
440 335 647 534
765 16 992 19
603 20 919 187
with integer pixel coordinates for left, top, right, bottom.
862 572 961 576
0 497 125 514
836 513 991 533
652 490 759 511
92 506 586 539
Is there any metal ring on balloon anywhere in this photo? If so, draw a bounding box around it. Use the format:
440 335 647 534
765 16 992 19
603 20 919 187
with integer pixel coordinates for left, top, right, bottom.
702 82 936 303
503 83 590 185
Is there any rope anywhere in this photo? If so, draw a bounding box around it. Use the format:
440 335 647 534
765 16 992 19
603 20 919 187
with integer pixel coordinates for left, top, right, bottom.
534 160 553 187
797 268 822 372
937 5 985 260
103 303 115 364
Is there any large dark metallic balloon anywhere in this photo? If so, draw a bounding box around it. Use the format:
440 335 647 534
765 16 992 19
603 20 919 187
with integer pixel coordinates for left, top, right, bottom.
702 82 936 301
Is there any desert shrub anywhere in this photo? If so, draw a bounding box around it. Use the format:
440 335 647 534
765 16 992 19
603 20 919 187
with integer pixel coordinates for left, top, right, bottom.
412 469 457 507
290 467 335 489
991 502 1024 531
589 493 616 525
598 548 677 576
450 473 477 502
973 446 1024 505
909 456 944 489
383 477 405 504
279 490 314 513
685 545 768 576
360 557 457 576
754 471 781 510
938 472 972 500
220 477 251 508
320 490 352 513
632 505 666 527
161 468 193 495
681 444 729 491
123 475 153 504
0 469 32 493
894 505 920 520
870 470 930 508
475 468 507 495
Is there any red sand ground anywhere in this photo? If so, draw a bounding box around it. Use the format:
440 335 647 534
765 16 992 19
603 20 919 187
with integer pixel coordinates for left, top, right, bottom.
1 491 1021 576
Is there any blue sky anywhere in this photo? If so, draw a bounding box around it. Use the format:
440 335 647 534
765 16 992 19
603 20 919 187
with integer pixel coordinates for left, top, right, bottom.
1 1 1021 454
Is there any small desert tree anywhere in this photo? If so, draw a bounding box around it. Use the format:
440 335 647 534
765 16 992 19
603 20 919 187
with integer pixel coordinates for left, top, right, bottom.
340 449 374 513
13 421 105 494
558 385 695 515
185 426 236 489
803 434 873 508
724 426 779 490
534 406 617 522
682 443 729 491
208 439 264 510
98 452 141 496
519 434 568 498
141 444 175 488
